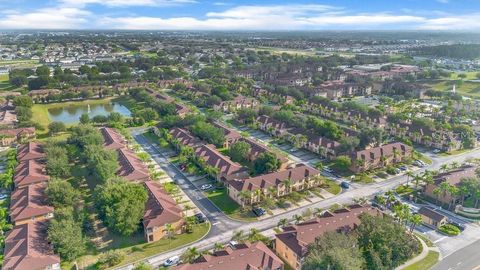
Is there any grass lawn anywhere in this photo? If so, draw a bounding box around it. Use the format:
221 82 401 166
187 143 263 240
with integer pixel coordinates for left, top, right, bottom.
64 223 211 270
205 188 257 221
426 80 480 98
322 179 341 195
403 251 439 270
414 233 434 248
0 74 18 91
445 71 479 80
438 148 471 157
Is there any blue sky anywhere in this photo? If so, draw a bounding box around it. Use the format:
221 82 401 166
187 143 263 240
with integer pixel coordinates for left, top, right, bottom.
0 0 479 30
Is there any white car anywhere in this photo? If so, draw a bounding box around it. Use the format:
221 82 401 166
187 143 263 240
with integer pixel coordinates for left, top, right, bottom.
200 184 213 190
163 255 180 266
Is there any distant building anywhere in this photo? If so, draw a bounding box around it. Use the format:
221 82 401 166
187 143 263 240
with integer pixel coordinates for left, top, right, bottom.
349 142 412 173
423 165 476 205
418 207 448 229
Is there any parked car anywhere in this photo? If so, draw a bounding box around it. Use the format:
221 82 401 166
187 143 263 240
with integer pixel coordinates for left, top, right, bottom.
252 207 266 217
200 184 213 191
163 256 180 267
433 149 441 154
194 213 206 223
341 181 350 189
229 240 238 249
399 165 408 171
323 167 333 173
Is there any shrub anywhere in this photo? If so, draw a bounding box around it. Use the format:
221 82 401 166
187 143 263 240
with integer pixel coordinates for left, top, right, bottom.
438 224 461 236
98 250 125 268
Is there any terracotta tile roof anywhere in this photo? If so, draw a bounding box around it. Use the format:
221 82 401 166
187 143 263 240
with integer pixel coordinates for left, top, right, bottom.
116 148 150 182
307 134 340 150
211 122 242 142
17 142 45 162
0 128 35 138
100 127 126 150
10 183 53 223
351 142 411 161
433 165 476 186
229 164 319 192
173 241 284 270
143 181 183 229
170 127 200 147
276 204 380 257
14 160 49 188
3 221 60 270
239 137 289 164
418 207 447 222
194 144 247 177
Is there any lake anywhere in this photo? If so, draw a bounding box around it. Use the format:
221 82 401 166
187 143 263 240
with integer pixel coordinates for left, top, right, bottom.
47 100 131 124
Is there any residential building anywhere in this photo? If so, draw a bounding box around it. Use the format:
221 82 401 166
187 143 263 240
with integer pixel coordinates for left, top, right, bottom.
100 127 126 150
116 148 151 183
9 183 54 225
0 100 18 126
213 95 259 112
211 122 242 148
274 204 380 270
194 144 249 182
17 142 45 162
27 89 62 102
0 128 36 147
168 127 201 148
418 207 448 229
14 159 50 188
239 137 289 169
349 142 412 173
423 165 476 205
173 241 284 270
3 221 60 270
228 164 320 206
143 181 184 243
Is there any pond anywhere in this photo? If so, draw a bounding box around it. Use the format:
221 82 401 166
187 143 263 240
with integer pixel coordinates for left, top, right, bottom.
47 100 131 124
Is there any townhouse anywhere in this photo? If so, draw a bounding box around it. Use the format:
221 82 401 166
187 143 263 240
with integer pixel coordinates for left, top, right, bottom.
274 204 381 270
0 100 17 127
145 87 190 117
116 148 151 183
143 181 184 243
423 165 476 205
9 183 54 226
317 80 373 99
0 127 36 147
27 89 62 103
100 127 126 150
239 137 289 169
227 164 320 206
213 95 259 112
211 121 242 148
3 221 60 270
14 159 50 189
349 142 412 173
194 144 250 182
168 127 201 148
173 241 284 270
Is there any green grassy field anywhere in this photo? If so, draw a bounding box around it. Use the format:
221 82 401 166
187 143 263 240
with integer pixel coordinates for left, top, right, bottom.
403 251 439 270
444 71 479 80
205 188 257 221
426 80 480 98
0 74 16 91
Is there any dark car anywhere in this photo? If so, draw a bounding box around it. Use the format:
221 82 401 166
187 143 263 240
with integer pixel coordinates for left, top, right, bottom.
341 181 350 189
252 207 266 217
194 213 206 223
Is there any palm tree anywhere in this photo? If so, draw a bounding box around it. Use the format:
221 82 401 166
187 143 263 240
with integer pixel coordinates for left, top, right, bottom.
293 214 304 224
440 164 449 173
413 175 422 190
238 190 252 207
214 242 224 252
164 223 174 246
450 161 460 169
277 218 288 229
181 247 201 263
433 187 442 205
231 230 245 242
283 179 293 194
405 171 414 186
409 214 423 233
314 207 324 216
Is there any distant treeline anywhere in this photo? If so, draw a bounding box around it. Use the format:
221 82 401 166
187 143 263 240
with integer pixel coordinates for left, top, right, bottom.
412 44 480 59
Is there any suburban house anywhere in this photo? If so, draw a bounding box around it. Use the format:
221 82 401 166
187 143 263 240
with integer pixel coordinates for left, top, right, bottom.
173 241 284 270
349 142 412 173
256 115 289 137
17 142 45 162
0 100 18 126
228 164 320 206
116 148 151 183
14 159 50 188
274 204 381 270
194 144 249 182
418 207 448 229
213 95 259 112
0 128 36 147
305 134 341 160
318 80 372 99
100 127 126 150
3 221 61 270
143 181 184 243
211 122 242 148
423 165 476 205
9 183 54 225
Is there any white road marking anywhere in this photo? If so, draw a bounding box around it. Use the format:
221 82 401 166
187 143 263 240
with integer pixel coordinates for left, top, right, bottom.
212 222 220 225
434 236 447 243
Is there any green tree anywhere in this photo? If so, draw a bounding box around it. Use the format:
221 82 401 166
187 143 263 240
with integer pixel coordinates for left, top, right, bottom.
229 141 251 163
68 124 104 149
84 144 118 182
45 145 70 178
94 178 148 236
303 231 365 270
79 113 90 124
181 247 201 263
13 95 33 108
253 152 281 174
48 121 66 135
47 208 86 261
45 178 81 208
332 156 352 171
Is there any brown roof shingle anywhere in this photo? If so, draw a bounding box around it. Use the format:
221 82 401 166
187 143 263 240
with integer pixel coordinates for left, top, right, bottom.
143 181 183 229
16 142 45 162
9 183 53 223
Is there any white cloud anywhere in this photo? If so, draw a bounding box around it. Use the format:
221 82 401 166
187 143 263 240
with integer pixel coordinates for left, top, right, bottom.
0 7 90 29
420 13 480 30
60 0 196 7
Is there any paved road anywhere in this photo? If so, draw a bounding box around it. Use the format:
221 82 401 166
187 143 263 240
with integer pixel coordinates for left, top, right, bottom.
432 239 480 270
119 129 480 269
132 131 244 236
